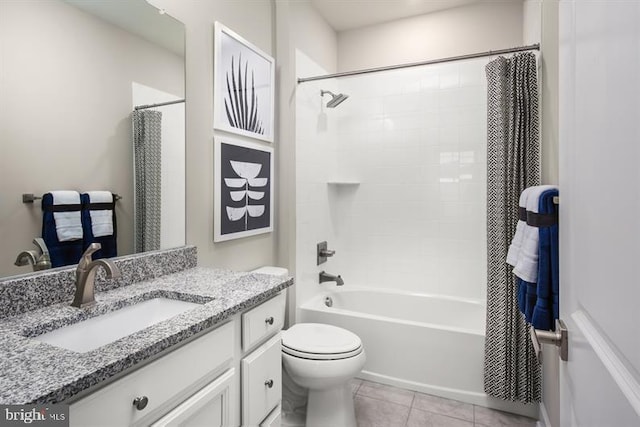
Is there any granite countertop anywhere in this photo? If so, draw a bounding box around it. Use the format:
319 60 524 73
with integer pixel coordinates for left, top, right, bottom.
0 267 293 405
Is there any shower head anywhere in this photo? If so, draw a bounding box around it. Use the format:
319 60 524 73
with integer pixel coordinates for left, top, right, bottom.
321 90 349 108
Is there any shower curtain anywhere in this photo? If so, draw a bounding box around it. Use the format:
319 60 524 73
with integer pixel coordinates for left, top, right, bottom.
132 110 162 253
484 52 541 403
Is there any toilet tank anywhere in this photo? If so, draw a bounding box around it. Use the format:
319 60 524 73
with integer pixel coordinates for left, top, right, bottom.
251 266 289 277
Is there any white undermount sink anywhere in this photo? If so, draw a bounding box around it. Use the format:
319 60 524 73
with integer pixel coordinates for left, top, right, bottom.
35 298 202 353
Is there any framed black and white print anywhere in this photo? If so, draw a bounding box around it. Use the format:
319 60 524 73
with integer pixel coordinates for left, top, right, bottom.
214 22 275 143
214 137 274 242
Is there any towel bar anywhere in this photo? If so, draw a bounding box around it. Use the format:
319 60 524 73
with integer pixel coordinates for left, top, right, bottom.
22 193 42 203
22 193 122 203
530 319 568 363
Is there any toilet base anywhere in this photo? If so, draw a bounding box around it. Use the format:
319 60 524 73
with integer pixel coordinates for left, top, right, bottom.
306 384 356 427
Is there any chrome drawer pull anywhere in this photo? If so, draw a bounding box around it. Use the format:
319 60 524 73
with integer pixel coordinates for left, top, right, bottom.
132 396 149 410
264 379 274 388
265 316 274 325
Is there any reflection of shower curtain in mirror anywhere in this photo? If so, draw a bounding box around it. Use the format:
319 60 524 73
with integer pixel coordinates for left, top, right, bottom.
132 110 162 252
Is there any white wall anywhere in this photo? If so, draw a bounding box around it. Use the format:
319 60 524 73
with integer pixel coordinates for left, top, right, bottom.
148 0 276 271
294 1 526 306
0 0 184 277
540 1 559 186
337 2 524 72
290 1 337 74
523 0 542 45
523 0 559 187
296 53 489 305
275 0 338 323
295 51 341 308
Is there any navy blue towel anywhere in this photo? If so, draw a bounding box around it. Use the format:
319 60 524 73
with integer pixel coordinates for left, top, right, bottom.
516 276 538 323
531 189 559 330
80 193 117 259
41 193 84 268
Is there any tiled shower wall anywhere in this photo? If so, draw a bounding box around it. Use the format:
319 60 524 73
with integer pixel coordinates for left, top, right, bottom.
297 54 489 302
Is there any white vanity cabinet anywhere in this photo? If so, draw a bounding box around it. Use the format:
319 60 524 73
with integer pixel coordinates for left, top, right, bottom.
241 292 286 426
68 292 286 427
69 321 236 427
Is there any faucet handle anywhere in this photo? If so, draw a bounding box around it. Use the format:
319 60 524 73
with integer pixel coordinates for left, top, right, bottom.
317 241 336 265
79 243 101 268
320 249 336 257
32 238 49 257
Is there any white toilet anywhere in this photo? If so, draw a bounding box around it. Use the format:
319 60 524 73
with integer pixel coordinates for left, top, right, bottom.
251 267 366 427
282 323 365 427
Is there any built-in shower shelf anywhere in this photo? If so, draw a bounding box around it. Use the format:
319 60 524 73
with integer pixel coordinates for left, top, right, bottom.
327 181 360 186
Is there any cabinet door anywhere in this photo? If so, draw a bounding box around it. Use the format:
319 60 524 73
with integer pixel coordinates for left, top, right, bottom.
151 368 235 427
259 404 281 427
242 334 282 426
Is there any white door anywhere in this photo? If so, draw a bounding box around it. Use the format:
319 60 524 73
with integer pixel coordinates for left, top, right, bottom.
559 1 640 426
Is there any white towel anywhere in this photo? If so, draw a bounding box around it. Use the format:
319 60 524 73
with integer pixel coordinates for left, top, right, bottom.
86 191 114 237
506 187 532 267
51 191 82 242
513 185 559 283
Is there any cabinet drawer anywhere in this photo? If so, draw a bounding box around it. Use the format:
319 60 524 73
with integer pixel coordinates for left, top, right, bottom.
242 292 285 351
241 334 282 427
151 368 235 427
70 321 235 427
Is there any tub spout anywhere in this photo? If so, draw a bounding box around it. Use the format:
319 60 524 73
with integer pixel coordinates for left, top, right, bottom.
319 271 344 286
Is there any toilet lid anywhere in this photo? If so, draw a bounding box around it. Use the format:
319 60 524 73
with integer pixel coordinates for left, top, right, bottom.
282 323 362 359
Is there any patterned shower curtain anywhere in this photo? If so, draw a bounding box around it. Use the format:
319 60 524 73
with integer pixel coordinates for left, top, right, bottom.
484 52 541 403
132 110 162 253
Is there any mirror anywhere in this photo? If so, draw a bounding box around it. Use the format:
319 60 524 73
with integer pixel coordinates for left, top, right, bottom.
0 0 186 277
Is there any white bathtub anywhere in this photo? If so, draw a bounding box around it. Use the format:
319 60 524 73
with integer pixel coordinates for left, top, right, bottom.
299 288 487 404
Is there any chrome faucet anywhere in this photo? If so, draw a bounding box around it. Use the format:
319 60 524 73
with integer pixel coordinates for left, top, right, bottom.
14 238 51 271
71 243 121 308
15 250 38 269
319 271 344 286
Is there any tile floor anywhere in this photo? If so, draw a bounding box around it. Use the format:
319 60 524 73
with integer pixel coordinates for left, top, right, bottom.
352 379 537 427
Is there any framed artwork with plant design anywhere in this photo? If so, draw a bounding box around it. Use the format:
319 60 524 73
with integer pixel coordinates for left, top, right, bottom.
214 22 275 143
214 137 274 242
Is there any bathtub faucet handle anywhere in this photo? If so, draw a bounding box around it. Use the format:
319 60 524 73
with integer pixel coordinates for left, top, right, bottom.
317 241 336 265
320 249 335 257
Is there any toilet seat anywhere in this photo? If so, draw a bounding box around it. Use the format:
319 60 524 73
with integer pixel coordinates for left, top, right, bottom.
282 323 363 360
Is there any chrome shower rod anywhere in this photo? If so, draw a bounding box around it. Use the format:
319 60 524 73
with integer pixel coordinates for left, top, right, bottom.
297 43 540 84
134 99 185 110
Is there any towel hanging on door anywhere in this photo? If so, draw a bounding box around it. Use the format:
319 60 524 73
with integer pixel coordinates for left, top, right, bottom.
530 188 559 330
507 185 559 330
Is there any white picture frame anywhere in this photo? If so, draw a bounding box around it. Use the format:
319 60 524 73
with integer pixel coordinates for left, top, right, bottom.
214 137 274 242
213 22 275 143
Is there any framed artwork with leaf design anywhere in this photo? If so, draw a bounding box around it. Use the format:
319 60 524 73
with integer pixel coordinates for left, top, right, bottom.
214 136 274 242
214 22 275 143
